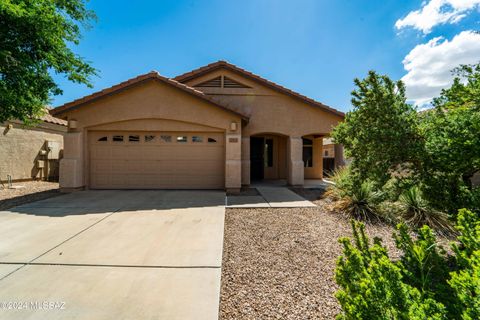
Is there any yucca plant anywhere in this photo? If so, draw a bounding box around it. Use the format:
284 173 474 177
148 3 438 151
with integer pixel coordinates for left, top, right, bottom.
326 168 383 222
398 186 455 237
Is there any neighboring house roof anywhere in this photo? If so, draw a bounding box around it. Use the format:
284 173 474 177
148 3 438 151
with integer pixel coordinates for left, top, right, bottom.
174 60 345 118
40 113 67 126
50 71 249 120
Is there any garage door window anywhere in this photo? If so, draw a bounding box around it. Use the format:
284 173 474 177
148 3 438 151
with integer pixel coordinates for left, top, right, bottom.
145 135 155 142
129 135 140 142
97 136 108 142
113 135 124 142
192 136 203 143
176 136 187 143
208 137 217 143
160 135 172 143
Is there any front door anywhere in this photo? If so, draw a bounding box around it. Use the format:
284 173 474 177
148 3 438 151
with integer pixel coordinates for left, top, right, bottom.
250 137 264 180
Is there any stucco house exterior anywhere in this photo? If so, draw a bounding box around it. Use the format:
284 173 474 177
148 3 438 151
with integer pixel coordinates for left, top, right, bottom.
50 61 345 192
1 113 67 182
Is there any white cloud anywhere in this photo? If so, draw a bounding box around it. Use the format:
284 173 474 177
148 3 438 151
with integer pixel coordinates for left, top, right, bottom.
395 0 480 34
401 30 480 106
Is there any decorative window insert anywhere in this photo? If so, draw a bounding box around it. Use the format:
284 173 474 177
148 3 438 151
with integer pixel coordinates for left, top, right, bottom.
160 135 172 143
192 136 203 143
302 138 313 168
113 135 124 142
207 137 217 143
97 136 108 142
129 135 140 142
264 139 273 168
145 135 155 143
176 136 187 143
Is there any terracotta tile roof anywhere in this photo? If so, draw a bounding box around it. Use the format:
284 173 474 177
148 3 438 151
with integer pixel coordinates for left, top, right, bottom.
49 71 249 120
40 112 67 126
174 60 345 118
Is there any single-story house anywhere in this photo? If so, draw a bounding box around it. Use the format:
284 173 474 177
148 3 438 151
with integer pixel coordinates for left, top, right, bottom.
1 113 67 182
50 61 345 192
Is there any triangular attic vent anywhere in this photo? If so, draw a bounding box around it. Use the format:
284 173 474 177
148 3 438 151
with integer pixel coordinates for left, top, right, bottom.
195 76 222 88
194 75 251 88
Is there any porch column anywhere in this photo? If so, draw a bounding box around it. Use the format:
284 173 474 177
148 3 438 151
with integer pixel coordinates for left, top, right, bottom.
334 144 346 168
287 136 304 186
59 131 84 191
225 133 242 193
241 136 250 186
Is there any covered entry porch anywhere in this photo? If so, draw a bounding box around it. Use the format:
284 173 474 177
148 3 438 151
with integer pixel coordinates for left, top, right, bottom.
242 133 345 187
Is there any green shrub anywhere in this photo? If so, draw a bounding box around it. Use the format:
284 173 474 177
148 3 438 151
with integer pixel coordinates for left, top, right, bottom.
335 209 480 320
335 220 446 319
449 209 480 320
398 186 455 236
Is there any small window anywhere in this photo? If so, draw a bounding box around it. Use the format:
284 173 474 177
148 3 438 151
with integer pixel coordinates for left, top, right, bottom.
264 139 273 167
160 135 172 143
113 135 124 142
303 138 313 167
192 136 203 143
176 136 187 143
145 135 155 142
129 135 140 142
97 136 108 142
208 137 217 143
324 150 329 157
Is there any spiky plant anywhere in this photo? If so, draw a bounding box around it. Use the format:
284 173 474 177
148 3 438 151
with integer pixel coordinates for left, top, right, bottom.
327 168 383 222
398 186 455 237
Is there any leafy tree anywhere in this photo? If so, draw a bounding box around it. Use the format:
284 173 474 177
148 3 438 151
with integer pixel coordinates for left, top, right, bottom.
332 71 421 188
0 0 97 123
419 64 480 213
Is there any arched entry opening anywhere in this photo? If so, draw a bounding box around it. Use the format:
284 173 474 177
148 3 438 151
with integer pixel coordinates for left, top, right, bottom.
250 133 288 182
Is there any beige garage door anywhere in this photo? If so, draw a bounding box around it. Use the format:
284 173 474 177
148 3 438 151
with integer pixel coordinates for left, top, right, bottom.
89 131 225 189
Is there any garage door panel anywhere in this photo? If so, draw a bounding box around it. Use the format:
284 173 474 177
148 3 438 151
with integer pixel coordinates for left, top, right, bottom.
89 131 225 189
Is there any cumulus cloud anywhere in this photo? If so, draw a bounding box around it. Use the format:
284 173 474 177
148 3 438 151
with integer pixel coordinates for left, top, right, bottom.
401 30 480 106
395 0 480 34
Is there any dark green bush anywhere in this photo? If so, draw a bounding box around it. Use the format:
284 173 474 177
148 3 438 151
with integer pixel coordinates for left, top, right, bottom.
335 209 480 320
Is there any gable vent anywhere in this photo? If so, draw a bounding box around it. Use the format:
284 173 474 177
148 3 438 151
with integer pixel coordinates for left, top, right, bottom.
195 76 222 88
194 76 251 89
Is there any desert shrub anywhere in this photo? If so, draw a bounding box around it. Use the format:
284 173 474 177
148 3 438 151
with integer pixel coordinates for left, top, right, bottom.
335 220 446 319
326 168 383 222
394 224 458 317
335 209 480 320
398 186 455 236
449 209 480 320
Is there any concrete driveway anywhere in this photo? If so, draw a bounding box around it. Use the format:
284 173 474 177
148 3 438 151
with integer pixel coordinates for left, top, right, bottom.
0 190 226 320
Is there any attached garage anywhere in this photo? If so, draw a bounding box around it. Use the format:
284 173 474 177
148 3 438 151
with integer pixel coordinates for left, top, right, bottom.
89 131 225 189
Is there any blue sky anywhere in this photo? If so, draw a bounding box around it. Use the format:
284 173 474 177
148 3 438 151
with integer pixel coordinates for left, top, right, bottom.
52 0 480 112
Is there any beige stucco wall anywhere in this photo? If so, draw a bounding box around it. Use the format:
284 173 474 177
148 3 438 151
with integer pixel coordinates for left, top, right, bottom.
57 79 242 190
184 69 343 137
184 68 343 185
0 122 66 182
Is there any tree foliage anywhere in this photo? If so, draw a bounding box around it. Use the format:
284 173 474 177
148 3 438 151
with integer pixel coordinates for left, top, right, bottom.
332 71 421 187
333 64 480 215
0 0 97 123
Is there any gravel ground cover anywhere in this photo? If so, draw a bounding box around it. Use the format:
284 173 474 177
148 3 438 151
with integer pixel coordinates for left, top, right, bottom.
0 181 61 210
220 188 400 319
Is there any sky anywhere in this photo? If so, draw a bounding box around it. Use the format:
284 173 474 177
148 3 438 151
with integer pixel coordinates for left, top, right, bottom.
51 0 480 113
